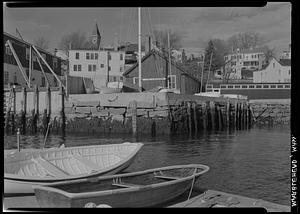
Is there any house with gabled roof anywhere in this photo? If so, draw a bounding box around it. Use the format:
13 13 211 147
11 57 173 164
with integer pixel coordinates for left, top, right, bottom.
253 58 291 83
122 49 201 94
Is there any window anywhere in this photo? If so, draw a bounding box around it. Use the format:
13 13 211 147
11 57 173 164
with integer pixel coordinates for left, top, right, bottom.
285 85 290 88
270 85 276 88
26 48 30 60
249 85 255 88
119 76 123 81
93 65 96 71
53 58 58 69
91 53 94 60
108 66 111 71
277 85 283 88
73 65 77 71
120 53 123 60
220 85 226 88
256 85 262 88
88 65 92 71
4 71 9 85
86 53 90 60
168 75 176 89
242 85 248 88
133 77 139 84
75 52 79 59
234 85 240 88
41 53 46 61
95 53 98 60
41 77 45 87
100 64 104 68
206 85 212 88
54 78 57 87
78 65 81 71
13 74 17 84
6 46 12 55
263 85 269 88
113 76 117 82
227 85 233 88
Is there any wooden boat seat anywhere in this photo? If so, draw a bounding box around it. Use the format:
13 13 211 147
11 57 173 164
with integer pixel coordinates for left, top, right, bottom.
112 182 143 188
70 154 100 172
154 175 180 180
32 157 69 177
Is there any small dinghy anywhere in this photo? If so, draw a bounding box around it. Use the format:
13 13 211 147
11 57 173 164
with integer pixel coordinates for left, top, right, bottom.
4 143 143 195
34 164 209 207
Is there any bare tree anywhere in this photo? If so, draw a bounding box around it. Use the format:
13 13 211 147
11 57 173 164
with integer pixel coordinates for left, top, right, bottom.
58 31 91 55
227 32 264 50
153 29 183 56
34 36 50 50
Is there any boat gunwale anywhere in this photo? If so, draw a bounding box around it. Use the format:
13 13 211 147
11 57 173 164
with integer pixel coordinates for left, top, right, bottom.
34 164 210 200
4 143 144 182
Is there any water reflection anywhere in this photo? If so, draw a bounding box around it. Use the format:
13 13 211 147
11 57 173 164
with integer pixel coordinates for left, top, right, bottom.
3 125 290 206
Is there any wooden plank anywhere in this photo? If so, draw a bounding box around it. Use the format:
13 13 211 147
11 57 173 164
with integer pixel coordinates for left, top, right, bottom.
154 175 180 180
75 107 91 114
74 101 100 107
112 182 143 188
32 157 69 177
71 154 100 171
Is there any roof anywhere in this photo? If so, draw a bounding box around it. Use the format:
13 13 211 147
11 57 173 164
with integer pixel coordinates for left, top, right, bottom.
119 44 145 52
4 31 65 61
123 49 201 83
279 59 291 66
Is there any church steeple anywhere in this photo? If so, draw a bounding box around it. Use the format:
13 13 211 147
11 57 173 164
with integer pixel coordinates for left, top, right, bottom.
90 20 101 50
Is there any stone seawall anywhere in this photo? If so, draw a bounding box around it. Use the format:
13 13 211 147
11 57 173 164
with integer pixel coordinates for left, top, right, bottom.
250 99 290 125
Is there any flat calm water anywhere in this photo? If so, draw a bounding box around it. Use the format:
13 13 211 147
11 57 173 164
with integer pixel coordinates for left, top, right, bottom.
4 125 291 206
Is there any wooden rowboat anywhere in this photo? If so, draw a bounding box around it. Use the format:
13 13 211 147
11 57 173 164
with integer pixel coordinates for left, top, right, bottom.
34 164 209 207
4 142 143 196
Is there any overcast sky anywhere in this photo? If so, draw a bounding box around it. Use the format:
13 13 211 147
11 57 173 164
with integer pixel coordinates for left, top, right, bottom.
4 3 291 55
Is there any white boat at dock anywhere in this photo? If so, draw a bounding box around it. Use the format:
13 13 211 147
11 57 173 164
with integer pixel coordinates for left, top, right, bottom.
4 142 143 196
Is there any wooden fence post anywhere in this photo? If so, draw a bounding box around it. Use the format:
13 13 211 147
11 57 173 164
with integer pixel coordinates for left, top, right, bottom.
210 101 215 130
226 101 230 129
187 102 192 136
202 102 207 132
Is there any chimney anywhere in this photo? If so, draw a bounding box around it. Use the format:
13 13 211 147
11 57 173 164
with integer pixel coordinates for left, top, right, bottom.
114 33 118 51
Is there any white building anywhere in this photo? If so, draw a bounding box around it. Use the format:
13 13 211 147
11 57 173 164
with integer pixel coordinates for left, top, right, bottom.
224 47 267 79
253 58 291 83
69 49 125 89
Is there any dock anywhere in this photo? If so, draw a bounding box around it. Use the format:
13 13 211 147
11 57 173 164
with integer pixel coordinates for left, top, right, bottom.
3 189 290 211
4 87 253 137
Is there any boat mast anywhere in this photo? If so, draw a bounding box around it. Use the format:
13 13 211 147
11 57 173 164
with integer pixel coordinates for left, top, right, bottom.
138 7 142 92
167 30 171 89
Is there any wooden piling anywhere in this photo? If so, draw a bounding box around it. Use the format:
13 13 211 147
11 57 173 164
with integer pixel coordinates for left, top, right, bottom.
202 102 207 131
187 102 192 135
226 101 230 129
209 101 215 130
46 86 51 117
192 102 198 136
151 120 156 137
11 86 16 134
217 104 222 130
235 103 239 130
59 86 65 134
17 128 21 152
5 109 10 135
129 100 137 136
21 87 27 134
32 85 39 133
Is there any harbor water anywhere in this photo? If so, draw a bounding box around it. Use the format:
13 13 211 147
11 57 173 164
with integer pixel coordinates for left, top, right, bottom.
4 125 291 206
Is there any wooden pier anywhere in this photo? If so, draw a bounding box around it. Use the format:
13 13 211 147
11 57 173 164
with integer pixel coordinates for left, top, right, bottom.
4 86 253 137
3 189 290 211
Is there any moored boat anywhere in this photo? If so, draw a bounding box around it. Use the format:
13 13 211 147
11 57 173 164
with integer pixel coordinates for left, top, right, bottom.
33 164 209 207
4 142 143 196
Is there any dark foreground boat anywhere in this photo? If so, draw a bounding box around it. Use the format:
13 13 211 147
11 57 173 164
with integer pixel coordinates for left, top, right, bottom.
5 143 143 195
34 164 209 208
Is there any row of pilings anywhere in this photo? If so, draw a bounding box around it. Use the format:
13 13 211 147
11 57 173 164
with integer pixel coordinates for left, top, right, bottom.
168 100 252 136
4 86 253 137
4 85 65 136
